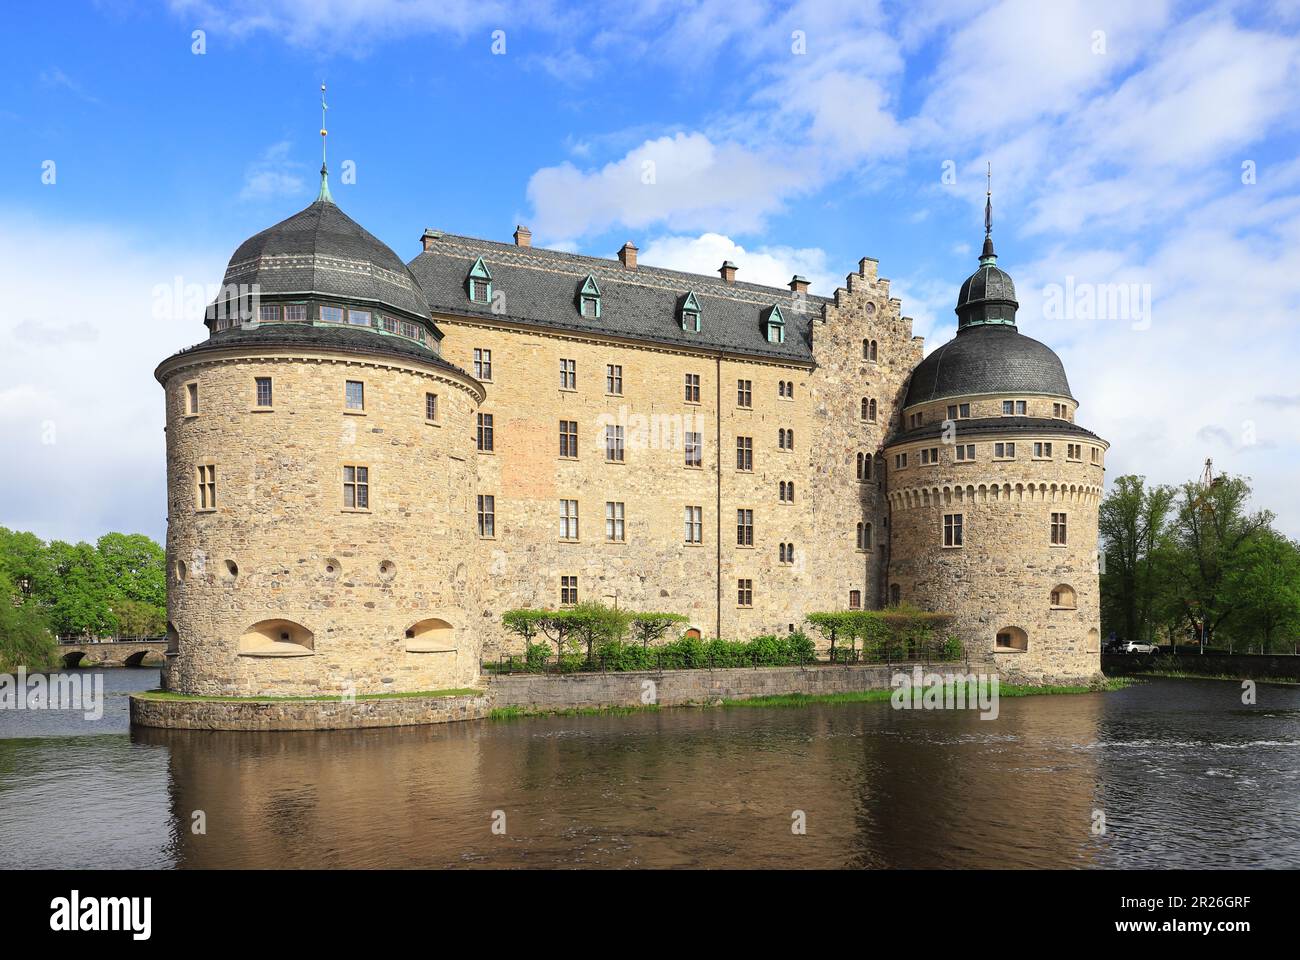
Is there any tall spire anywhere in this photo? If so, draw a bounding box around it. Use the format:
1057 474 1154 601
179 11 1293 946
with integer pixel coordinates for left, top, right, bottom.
317 82 333 203
980 161 995 264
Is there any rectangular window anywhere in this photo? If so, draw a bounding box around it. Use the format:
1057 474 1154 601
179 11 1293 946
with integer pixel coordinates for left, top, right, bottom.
684 432 702 468
894 452 908 469
477 494 495 538
255 377 273 407
284 304 307 322
605 501 625 542
920 447 939 465
948 403 971 419
473 348 492 381
320 305 344 324
737 579 753 607
1051 512 1068 545
955 443 975 461
560 358 576 390
1016 400 1027 415
258 303 280 323
560 575 578 606
684 373 700 403
560 499 579 541
605 425 625 462
1067 443 1082 461
185 382 199 415
381 315 399 333
736 436 753 472
737 379 752 408
684 505 702 544
559 420 578 458
477 413 494 452
737 509 754 547
1034 441 1053 459
471 278 490 303
606 364 623 395
995 442 1016 459
1091 447 1100 464
195 464 216 510
849 590 862 610
345 380 364 410
401 321 423 342
343 465 369 509
581 296 599 318
425 393 438 422
943 513 964 547
348 309 372 327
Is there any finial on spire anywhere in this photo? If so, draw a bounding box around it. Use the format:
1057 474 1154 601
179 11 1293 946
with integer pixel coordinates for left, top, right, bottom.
980 161 996 263
317 82 333 203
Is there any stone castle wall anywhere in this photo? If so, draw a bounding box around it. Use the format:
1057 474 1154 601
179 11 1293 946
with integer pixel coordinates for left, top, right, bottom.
158 345 484 697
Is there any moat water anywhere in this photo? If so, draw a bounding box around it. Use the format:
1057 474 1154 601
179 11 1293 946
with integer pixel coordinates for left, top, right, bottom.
1 669 1296 868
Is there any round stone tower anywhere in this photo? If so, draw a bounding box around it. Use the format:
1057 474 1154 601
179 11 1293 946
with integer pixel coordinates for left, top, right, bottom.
883 223 1107 684
156 174 485 697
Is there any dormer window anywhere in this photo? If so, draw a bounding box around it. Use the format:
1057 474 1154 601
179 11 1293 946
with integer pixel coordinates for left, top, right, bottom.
680 291 701 332
578 275 601 318
763 304 786 344
467 257 492 304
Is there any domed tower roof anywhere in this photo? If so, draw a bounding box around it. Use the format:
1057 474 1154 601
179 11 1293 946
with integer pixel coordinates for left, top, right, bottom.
208 186 433 326
904 187 1072 406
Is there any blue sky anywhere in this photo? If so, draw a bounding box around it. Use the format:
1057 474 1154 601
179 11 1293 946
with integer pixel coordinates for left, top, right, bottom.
3 0 1300 543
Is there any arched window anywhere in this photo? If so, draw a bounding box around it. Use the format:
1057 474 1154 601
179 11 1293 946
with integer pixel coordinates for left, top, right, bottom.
685 627 702 640
862 398 877 422
870 340 878 361
856 522 873 550
239 619 314 657
856 452 872 481
1050 584 1077 609
995 626 1029 651
862 338 870 359
404 617 455 653
870 398 877 421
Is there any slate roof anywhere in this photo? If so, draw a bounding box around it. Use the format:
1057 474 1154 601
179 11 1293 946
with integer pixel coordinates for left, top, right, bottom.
903 324 1074 407
156 323 473 382
889 416 1102 447
407 234 828 362
212 200 432 320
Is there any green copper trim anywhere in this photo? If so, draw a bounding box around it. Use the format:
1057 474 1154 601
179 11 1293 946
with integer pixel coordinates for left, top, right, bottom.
316 163 333 203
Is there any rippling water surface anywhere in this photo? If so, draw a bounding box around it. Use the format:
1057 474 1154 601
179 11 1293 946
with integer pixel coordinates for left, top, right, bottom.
1 671 1296 868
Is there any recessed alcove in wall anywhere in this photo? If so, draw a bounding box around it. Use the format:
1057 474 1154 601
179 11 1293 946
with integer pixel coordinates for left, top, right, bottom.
1087 627 1100 652
165 621 180 655
322 558 340 578
239 619 315 657
404 618 454 653
176 560 187 581
379 560 397 581
995 626 1029 652
1050 584 1077 609
224 559 239 580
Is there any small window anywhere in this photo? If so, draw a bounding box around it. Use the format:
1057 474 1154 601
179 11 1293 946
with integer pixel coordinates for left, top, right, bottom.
779 543 794 565
560 499 580 540
736 436 753 471
477 494 495 537
849 590 862 610
1034 441 1053 459
605 501 625 542
1091 447 1101 464
684 505 702 544
195 464 216 510
684 373 700 403
560 358 576 390
560 575 578 606
559 420 578 458
910 412 924 429
994 442 1016 459
477 413 494 452
861 397 876 422
684 431 703 468
401 321 423 342
348 309 372 327
343 465 369 509
185 382 199 415
320 305 344 324
737 579 753 607
955 444 975 461
606 364 623 395
473 348 492 381
737 379 752 408
737 509 754 547
857 452 872 481
578 275 601 318
1050 584 1077 608
996 627 1028 651
1051 512 1068 545
425 393 438 422
921 447 939 465
681 292 702 332
894 452 908 469
381 316 399 334
468 257 493 303
779 480 794 503
1067 443 1082 461
943 513 963 548
255 377 273 407
284 304 307 322
258 303 280 323
856 522 873 550
605 425 625 462
345 380 364 410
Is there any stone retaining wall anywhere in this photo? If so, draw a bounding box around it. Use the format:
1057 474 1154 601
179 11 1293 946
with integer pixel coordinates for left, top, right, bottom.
129 692 491 731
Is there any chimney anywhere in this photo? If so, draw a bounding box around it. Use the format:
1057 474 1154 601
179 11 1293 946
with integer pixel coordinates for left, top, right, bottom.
513 225 532 248
788 275 809 294
618 242 638 269
719 261 738 285
420 228 440 252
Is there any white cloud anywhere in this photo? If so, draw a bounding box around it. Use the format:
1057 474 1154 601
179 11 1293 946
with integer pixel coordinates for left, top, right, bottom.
239 140 308 203
638 232 838 293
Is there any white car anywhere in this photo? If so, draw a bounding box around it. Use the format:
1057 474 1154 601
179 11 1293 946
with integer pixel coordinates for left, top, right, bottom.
1121 640 1161 654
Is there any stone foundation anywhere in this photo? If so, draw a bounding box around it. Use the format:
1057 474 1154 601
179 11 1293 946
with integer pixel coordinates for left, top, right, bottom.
130 691 490 731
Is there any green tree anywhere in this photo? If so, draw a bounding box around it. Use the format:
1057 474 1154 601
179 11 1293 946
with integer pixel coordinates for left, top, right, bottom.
629 612 689 650
1226 530 1300 653
0 572 57 672
44 540 117 638
1099 475 1176 644
568 601 631 665
97 532 166 610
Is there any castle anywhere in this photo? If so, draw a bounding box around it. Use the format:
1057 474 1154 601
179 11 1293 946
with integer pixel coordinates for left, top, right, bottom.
155 165 1106 698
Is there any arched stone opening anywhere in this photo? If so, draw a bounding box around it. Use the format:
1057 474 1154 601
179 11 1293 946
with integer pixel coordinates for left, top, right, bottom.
61 651 86 668
239 619 315 657
165 621 180 655
1050 584 1077 609
1087 627 1100 652
404 617 454 653
995 626 1028 652
684 627 702 640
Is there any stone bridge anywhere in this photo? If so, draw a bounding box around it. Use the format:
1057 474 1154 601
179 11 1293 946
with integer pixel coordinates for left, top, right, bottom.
57 639 168 668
